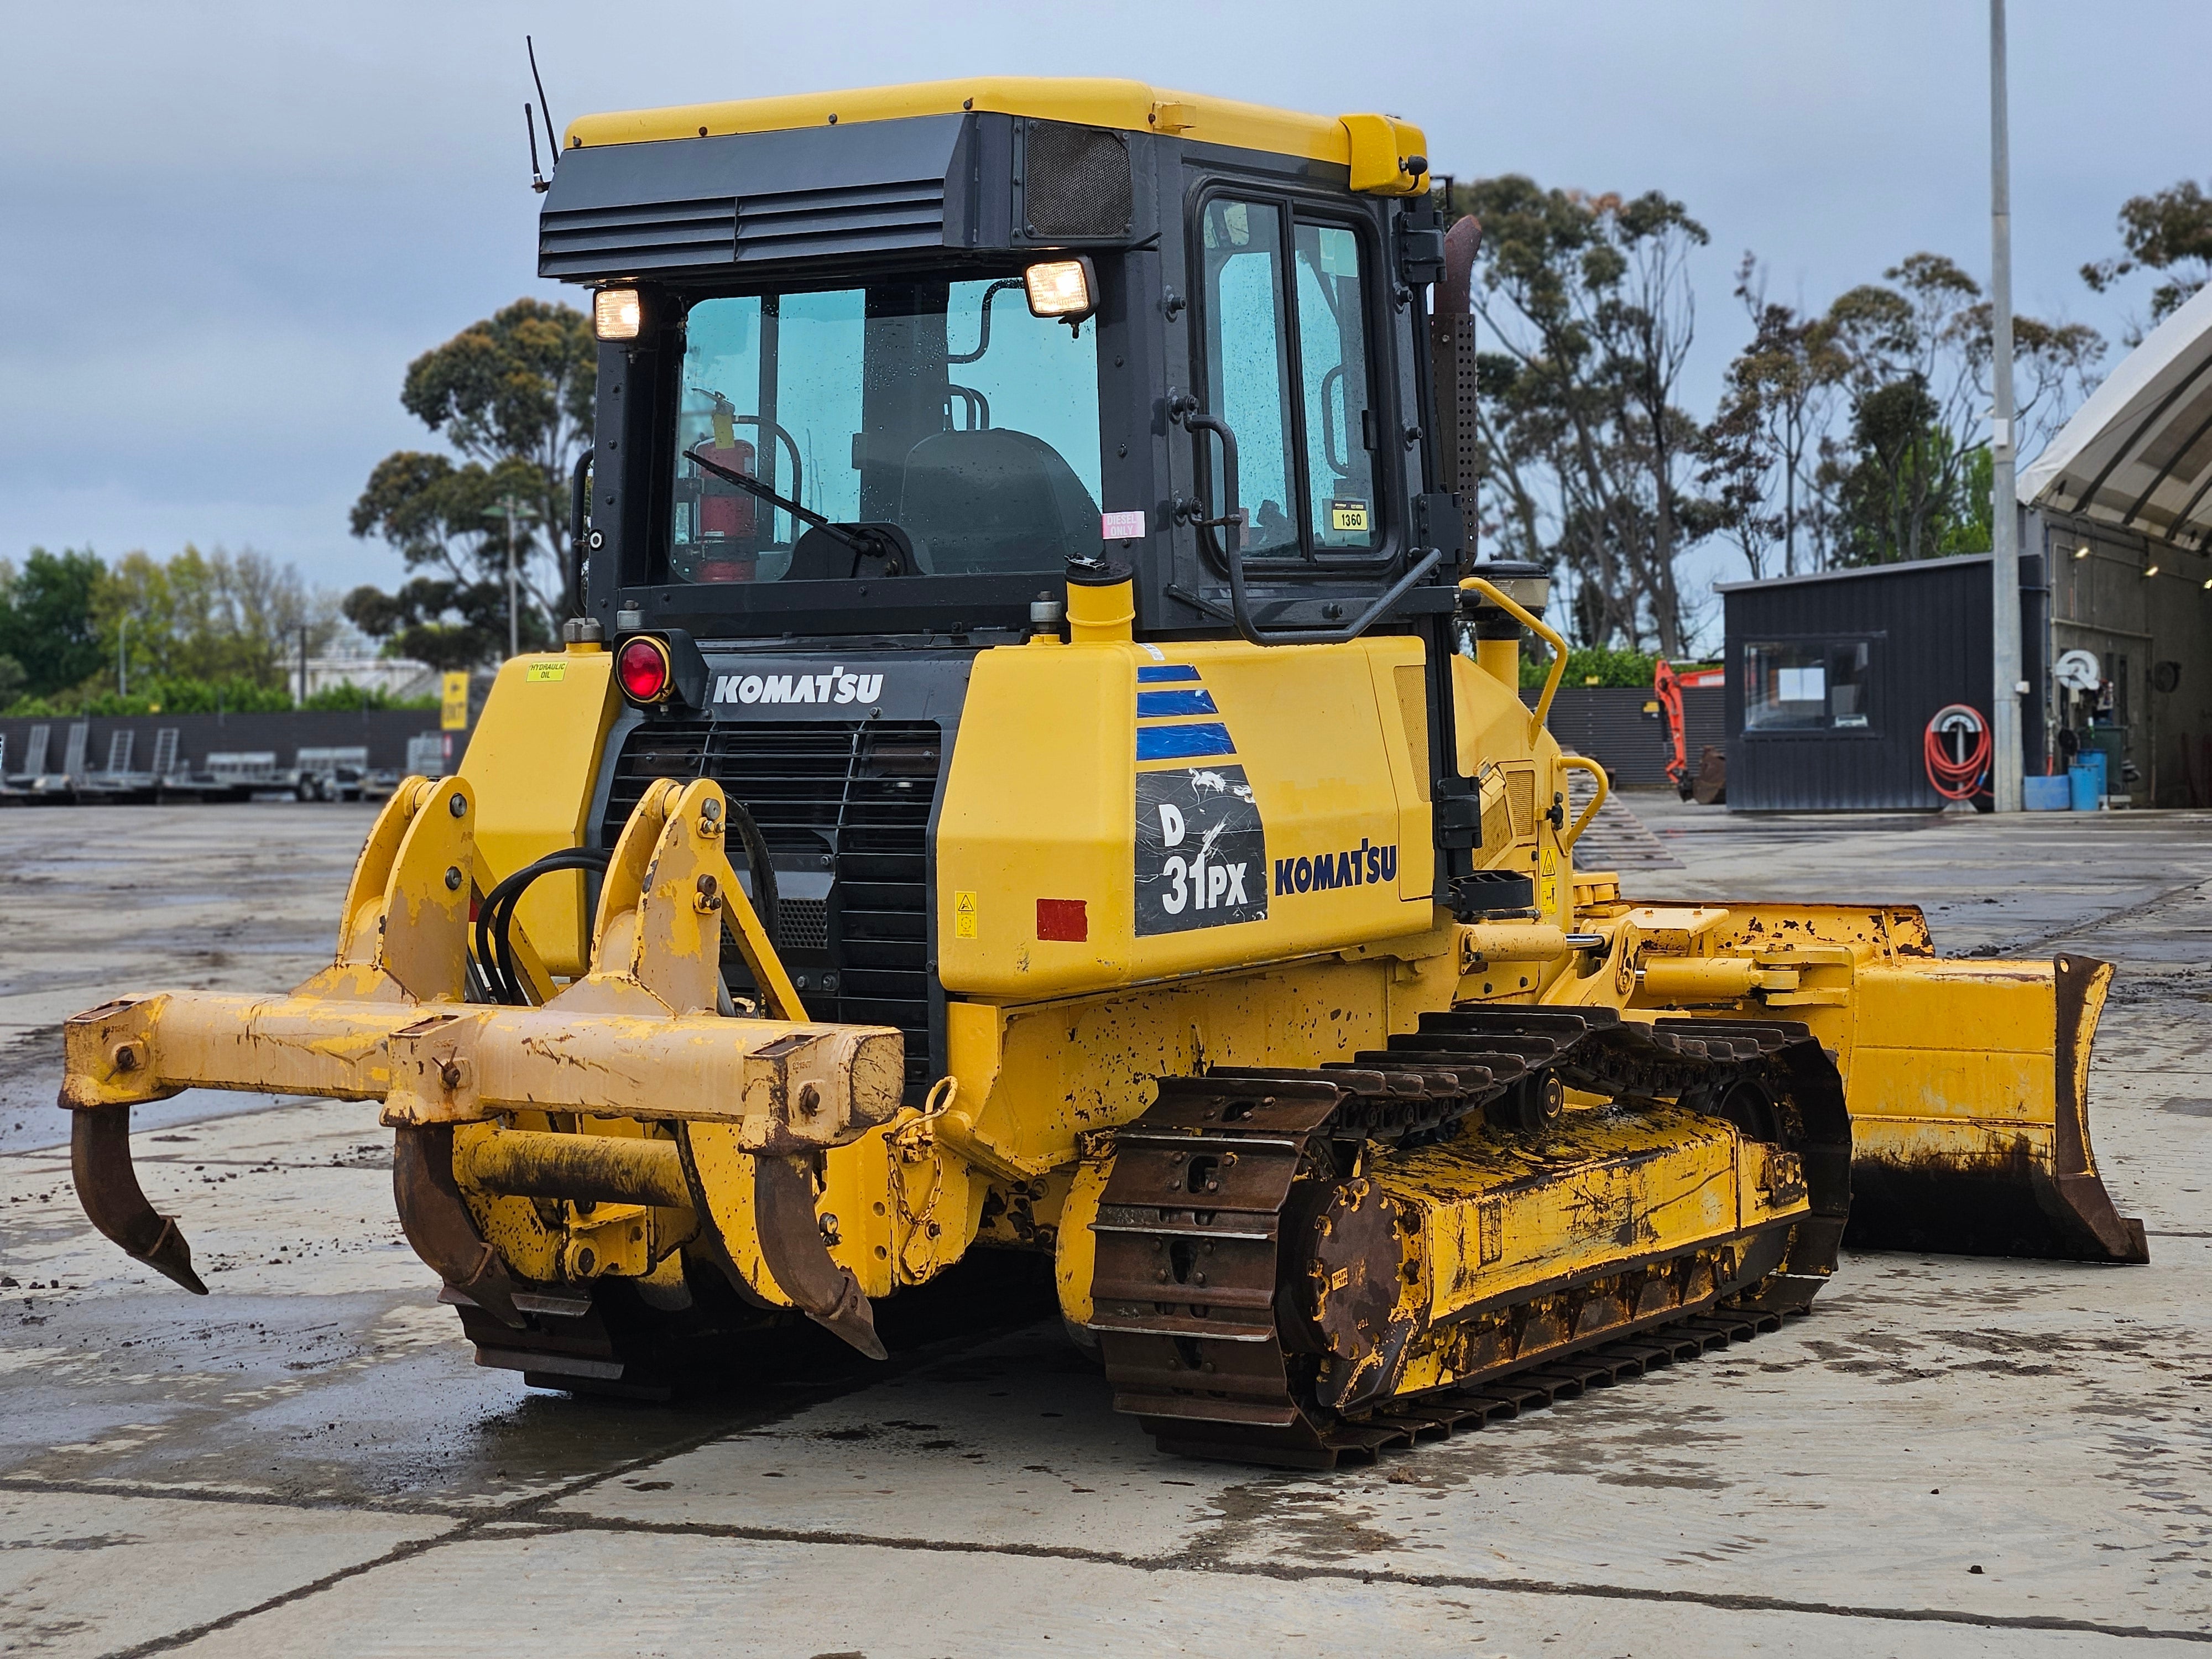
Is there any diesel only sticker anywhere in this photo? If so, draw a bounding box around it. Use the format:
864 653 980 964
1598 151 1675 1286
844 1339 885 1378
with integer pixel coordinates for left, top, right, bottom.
1135 767 1267 935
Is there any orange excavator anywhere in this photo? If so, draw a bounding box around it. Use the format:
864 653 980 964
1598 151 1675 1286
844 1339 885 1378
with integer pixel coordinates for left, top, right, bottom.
1655 658 1724 805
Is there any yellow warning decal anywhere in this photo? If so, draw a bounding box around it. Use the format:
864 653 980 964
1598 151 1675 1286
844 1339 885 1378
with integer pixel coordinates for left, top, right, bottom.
953 889 978 938
1538 845 1559 916
526 661 568 682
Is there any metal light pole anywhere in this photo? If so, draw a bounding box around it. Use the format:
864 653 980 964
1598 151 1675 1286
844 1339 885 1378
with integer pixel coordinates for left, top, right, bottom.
117 615 132 698
1989 0 2023 812
484 495 526 659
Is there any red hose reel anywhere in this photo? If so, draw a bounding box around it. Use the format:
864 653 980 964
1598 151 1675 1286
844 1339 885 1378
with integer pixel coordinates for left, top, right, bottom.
1924 705 1991 801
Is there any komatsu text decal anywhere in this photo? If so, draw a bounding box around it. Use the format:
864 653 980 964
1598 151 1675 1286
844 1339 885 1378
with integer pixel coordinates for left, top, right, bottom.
716 667 884 706
1273 838 1399 895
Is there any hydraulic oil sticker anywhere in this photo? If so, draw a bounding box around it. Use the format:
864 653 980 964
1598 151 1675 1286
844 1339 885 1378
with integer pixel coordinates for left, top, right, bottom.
1329 498 1370 535
1135 766 1267 935
526 661 567 682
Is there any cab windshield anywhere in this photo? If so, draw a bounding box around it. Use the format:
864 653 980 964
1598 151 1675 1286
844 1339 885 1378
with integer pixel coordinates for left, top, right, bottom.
669 278 1104 583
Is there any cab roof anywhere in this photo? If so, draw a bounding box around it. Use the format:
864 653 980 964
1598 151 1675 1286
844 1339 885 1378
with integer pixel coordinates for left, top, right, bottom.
564 76 1428 195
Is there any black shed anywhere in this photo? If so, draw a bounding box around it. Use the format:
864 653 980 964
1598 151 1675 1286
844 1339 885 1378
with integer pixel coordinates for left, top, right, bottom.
1718 553 2046 811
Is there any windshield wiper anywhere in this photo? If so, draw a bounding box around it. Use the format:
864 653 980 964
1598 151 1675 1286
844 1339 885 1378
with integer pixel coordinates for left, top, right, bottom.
684 441 911 578
685 442 857 549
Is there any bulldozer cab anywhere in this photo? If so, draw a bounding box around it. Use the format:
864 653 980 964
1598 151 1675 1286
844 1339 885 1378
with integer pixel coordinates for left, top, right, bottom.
556 80 1457 649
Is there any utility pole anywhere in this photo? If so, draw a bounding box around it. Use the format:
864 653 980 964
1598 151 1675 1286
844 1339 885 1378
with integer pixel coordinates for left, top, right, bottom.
1989 0 2023 812
298 625 310 707
118 615 132 698
484 494 527 659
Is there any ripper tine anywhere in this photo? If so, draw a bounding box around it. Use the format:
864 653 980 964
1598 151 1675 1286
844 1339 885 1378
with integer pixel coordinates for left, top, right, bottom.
69 1102 207 1295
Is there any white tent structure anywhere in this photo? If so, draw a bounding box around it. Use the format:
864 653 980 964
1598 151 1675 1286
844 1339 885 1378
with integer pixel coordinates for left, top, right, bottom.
2020 281 2212 545
2018 281 2212 806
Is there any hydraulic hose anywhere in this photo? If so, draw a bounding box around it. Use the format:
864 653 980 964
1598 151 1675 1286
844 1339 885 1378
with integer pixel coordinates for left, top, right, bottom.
1924 704 1992 801
474 848 613 1005
471 801 780 1006
722 796 779 957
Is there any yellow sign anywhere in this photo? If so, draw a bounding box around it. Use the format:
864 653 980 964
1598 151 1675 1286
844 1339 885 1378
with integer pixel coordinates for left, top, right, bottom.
440 671 472 732
1329 498 1370 534
1538 845 1559 916
953 889 978 939
526 661 567 683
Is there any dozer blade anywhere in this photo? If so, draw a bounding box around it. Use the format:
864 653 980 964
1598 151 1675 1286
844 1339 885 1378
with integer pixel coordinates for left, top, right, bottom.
1840 952 2146 1262
56 771 905 1360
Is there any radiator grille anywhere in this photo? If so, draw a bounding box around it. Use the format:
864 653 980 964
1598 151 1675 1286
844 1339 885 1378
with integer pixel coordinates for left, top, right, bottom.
539 197 738 277
778 895 831 952
1025 125 1131 238
601 719 941 1090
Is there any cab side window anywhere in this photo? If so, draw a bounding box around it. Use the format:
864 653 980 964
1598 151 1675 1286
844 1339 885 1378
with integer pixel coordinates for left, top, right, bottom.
1197 196 1380 561
1200 200 1299 557
1294 223 1378 551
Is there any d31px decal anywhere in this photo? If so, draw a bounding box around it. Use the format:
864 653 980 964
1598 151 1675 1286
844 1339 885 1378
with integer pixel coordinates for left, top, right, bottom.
1134 766 1267 935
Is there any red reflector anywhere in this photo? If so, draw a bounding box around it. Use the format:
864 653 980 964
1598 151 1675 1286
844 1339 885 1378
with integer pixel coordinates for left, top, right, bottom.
1036 898 1087 941
617 637 672 702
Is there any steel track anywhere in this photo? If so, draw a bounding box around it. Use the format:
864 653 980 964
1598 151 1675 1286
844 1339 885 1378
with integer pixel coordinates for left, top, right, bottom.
1092 1008 1852 1469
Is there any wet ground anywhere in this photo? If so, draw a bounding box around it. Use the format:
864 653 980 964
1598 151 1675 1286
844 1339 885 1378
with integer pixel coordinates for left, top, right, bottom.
2 798 2208 1656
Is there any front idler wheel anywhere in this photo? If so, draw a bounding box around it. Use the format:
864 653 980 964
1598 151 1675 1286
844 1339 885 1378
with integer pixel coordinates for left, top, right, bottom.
1485 1070 1563 1134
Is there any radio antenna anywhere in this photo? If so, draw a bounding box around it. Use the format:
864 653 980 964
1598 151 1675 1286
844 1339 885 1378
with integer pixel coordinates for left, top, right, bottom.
524 103 548 193
526 35 560 160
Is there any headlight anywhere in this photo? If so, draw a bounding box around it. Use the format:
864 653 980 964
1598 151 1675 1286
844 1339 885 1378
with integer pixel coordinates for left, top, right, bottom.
594 287 644 341
1024 258 1096 321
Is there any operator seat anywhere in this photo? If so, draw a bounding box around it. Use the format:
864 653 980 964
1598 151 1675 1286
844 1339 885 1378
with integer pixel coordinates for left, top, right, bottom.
896 427 1103 574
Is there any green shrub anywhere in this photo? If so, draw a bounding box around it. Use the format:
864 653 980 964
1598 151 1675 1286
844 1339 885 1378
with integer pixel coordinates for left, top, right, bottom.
75 675 296 716
1520 645 1661 689
301 681 437 712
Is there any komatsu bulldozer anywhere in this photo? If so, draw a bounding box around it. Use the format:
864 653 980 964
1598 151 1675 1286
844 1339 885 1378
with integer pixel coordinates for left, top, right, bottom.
60 79 2145 1468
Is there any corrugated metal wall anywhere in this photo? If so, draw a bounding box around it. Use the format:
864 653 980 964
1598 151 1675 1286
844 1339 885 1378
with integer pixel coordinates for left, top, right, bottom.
1519 686 1725 786
1 711 457 779
1722 556 2012 811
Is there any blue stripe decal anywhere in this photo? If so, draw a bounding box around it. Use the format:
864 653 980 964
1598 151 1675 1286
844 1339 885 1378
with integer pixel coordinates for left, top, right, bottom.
1138 664 1202 683
1136 722 1236 761
1136 688 1218 717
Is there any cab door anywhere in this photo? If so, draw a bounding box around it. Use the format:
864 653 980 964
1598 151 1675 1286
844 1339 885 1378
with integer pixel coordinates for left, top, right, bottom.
1175 184 1399 612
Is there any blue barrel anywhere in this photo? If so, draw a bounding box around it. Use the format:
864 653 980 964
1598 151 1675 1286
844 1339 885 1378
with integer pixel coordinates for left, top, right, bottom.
2068 761 2102 811
2023 774 2071 811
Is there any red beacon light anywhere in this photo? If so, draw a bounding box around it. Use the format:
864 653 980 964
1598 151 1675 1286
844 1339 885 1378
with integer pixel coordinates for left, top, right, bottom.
617 635 676 703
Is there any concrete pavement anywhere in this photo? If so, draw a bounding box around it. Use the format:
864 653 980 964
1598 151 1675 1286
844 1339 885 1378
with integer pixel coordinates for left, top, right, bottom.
2 798 2207 1657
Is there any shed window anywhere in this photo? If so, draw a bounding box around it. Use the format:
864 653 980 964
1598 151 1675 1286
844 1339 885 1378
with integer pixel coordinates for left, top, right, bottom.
1744 640 1873 731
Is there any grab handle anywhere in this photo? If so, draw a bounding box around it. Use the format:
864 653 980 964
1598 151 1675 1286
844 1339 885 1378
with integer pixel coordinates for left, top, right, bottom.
1461 576 1568 744
1558 755 1608 853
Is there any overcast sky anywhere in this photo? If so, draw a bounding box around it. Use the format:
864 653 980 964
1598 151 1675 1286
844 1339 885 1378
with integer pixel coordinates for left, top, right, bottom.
4 1 2205 629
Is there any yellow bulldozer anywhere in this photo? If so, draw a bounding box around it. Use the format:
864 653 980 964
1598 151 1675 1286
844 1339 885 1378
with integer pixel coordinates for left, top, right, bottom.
60 78 2144 1468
